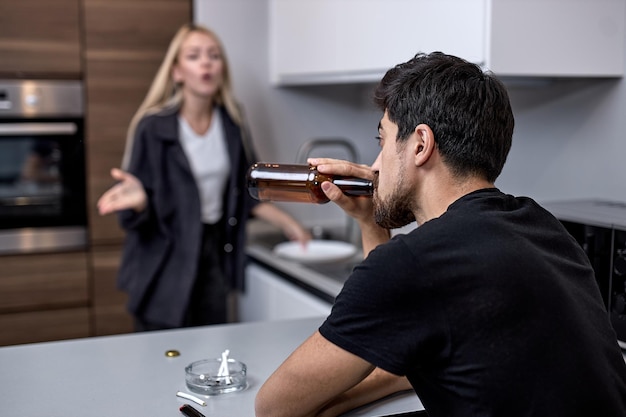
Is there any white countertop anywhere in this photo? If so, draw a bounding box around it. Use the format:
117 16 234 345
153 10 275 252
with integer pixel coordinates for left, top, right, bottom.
0 317 423 416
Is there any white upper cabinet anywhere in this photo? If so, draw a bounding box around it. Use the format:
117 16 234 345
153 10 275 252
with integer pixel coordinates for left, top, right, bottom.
269 0 626 85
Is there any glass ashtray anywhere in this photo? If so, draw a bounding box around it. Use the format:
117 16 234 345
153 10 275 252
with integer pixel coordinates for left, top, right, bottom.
185 358 247 395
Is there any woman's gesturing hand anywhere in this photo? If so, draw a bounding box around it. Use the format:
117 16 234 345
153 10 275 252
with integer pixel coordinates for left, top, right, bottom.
97 168 147 215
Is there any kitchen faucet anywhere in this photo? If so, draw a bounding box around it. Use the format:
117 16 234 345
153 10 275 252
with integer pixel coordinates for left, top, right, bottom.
295 137 361 246
294 137 359 166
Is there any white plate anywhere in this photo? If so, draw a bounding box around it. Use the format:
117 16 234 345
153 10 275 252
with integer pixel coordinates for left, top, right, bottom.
273 240 357 263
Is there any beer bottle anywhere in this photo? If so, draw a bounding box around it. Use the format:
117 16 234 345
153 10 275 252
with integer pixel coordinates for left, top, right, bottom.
247 163 373 204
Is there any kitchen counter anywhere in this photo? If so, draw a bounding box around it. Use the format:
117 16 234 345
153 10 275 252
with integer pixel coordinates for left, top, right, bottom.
244 219 418 304
245 220 362 304
0 317 424 416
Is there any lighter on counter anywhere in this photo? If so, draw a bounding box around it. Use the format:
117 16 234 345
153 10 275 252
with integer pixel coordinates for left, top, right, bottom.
179 404 206 417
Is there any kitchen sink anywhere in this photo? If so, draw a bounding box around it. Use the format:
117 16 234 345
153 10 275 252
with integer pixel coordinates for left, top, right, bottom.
246 221 363 285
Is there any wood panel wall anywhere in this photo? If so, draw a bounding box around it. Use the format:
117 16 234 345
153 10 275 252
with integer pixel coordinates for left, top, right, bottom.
0 0 82 78
83 0 192 245
0 0 191 345
0 251 90 346
82 0 192 336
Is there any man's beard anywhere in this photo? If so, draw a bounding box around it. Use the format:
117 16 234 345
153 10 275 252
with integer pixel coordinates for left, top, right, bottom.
373 173 415 229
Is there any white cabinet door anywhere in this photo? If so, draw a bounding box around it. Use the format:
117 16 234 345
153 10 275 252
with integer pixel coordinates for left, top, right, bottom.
488 0 625 77
270 0 485 85
239 263 332 322
270 0 625 85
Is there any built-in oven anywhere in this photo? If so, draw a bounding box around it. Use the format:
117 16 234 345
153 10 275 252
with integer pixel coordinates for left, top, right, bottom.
543 200 626 350
0 80 87 253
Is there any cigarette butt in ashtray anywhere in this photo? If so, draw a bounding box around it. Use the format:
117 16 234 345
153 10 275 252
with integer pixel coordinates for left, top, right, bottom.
218 349 233 384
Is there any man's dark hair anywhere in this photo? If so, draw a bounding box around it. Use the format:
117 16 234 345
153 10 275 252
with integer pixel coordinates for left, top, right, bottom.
373 52 515 183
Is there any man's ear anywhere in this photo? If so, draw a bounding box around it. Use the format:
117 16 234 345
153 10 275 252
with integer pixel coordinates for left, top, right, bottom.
413 124 435 167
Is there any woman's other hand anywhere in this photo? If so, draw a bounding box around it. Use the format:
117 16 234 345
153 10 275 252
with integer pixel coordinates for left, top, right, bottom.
97 168 147 215
251 203 312 247
281 217 312 245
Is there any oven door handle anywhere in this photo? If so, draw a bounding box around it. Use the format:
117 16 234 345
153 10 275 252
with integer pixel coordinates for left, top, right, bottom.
0 123 77 136
0 195 59 206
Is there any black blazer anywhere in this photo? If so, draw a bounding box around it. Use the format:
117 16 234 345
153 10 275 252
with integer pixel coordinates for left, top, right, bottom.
117 106 257 327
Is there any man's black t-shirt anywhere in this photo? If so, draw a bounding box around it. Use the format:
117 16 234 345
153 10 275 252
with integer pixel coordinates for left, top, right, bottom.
320 188 626 417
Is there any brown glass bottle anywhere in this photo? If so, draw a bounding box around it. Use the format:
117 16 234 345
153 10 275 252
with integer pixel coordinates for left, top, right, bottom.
247 163 373 204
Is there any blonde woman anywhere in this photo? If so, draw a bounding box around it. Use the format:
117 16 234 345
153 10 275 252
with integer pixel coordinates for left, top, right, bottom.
97 23 310 331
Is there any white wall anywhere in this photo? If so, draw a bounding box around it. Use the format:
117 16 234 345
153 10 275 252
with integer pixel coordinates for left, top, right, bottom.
501 77 626 203
194 0 626 226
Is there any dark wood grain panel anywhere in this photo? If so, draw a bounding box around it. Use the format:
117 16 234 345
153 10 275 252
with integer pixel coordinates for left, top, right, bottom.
0 0 191 346
90 244 133 336
0 308 90 346
0 251 89 313
83 0 189 53
83 0 191 244
0 0 81 77
93 304 134 336
85 59 162 243
81 0 190 336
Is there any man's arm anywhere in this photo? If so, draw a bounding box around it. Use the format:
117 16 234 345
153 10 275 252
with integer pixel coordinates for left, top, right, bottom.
255 331 410 417
316 367 413 417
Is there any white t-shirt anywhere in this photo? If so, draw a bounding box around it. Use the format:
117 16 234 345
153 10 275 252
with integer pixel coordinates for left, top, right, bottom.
178 109 230 224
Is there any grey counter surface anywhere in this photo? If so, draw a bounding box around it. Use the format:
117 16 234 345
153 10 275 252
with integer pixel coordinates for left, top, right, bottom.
542 199 626 230
0 317 423 416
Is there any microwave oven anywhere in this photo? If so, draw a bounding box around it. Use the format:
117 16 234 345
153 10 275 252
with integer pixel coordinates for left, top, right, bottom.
543 199 626 350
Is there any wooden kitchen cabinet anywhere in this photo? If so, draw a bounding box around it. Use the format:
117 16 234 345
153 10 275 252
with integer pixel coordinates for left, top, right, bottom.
270 0 625 85
80 0 190 337
83 0 191 245
0 308 90 346
0 0 82 78
0 0 192 345
0 251 90 346
0 251 89 312
90 244 133 336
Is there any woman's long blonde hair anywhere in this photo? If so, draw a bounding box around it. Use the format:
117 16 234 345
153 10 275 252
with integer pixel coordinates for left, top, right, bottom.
121 23 243 169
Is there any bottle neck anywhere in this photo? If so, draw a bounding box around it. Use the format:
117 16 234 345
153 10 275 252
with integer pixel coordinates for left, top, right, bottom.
332 177 373 197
